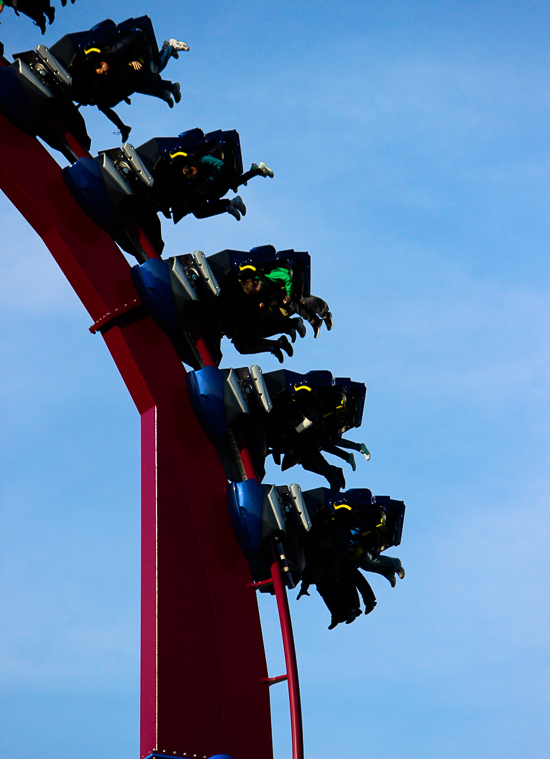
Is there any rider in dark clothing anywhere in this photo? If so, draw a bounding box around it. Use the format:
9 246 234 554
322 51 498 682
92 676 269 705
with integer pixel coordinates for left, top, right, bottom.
149 153 274 223
86 30 183 106
298 517 377 629
0 0 55 34
55 20 187 141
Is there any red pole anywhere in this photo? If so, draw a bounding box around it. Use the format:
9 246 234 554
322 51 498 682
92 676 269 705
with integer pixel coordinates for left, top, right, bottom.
271 543 304 759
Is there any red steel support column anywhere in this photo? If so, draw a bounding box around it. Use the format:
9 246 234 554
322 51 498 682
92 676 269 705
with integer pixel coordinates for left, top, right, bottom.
0 113 273 759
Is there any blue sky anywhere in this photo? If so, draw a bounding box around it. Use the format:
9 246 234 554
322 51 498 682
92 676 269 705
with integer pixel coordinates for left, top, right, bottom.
1 1 550 757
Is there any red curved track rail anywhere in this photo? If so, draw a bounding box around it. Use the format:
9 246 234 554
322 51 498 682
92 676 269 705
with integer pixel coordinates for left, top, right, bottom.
0 112 275 759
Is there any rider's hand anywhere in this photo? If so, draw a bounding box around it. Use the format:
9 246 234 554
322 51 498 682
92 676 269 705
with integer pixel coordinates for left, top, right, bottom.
130 61 143 71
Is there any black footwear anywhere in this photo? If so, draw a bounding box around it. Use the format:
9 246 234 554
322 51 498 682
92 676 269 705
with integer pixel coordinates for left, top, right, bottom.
61 0 67 5
171 82 181 104
288 325 297 343
226 204 241 221
229 195 247 216
36 17 47 34
312 317 322 338
345 608 362 624
162 90 175 108
46 7 55 24
120 124 131 143
324 311 333 331
271 346 284 363
294 318 307 338
278 335 293 358
327 466 346 491
364 599 377 615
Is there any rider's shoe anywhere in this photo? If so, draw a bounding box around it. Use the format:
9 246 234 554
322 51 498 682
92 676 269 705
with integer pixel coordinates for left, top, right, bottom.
230 195 247 216
345 608 363 624
164 38 190 59
278 335 294 358
120 124 132 143
258 161 274 178
271 345 284 363
294 318 307 338
171 82 181 103
226 204 241 221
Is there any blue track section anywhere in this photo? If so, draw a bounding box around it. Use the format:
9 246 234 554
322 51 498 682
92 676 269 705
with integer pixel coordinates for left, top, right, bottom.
130 258 180 331
226 480 265 559
185 366 227 445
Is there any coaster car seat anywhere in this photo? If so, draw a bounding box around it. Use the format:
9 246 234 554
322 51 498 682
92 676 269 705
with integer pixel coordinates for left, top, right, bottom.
0 44 90 162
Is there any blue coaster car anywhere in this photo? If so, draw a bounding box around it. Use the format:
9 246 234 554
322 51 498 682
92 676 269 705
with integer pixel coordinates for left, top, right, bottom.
127 246 312 367
136 128 244 222
184 363 404 601
50 16 161 90
226 479 310 587
0 44 90 163
129 252 222 367
184 364 368 489
62 129 246 261
208 243 311 319
207 244 311 289
185 364 269 479
49 16 179 138
62 146 164 262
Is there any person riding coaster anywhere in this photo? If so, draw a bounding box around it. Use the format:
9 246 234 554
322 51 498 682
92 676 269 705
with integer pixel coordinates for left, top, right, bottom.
238 265 332 354
62 130 274 261
131 129 274 223
127 246 324 369
49 16 187 140
199 245 328 362
222 470 406 630
183 363 370 488
260 369 370 490
297 487 406 629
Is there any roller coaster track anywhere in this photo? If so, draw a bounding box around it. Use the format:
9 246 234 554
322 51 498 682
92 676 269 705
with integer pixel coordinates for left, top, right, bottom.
0 107 303 759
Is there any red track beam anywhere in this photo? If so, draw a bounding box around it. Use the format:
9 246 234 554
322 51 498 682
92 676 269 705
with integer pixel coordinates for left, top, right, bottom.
0 112 273 759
